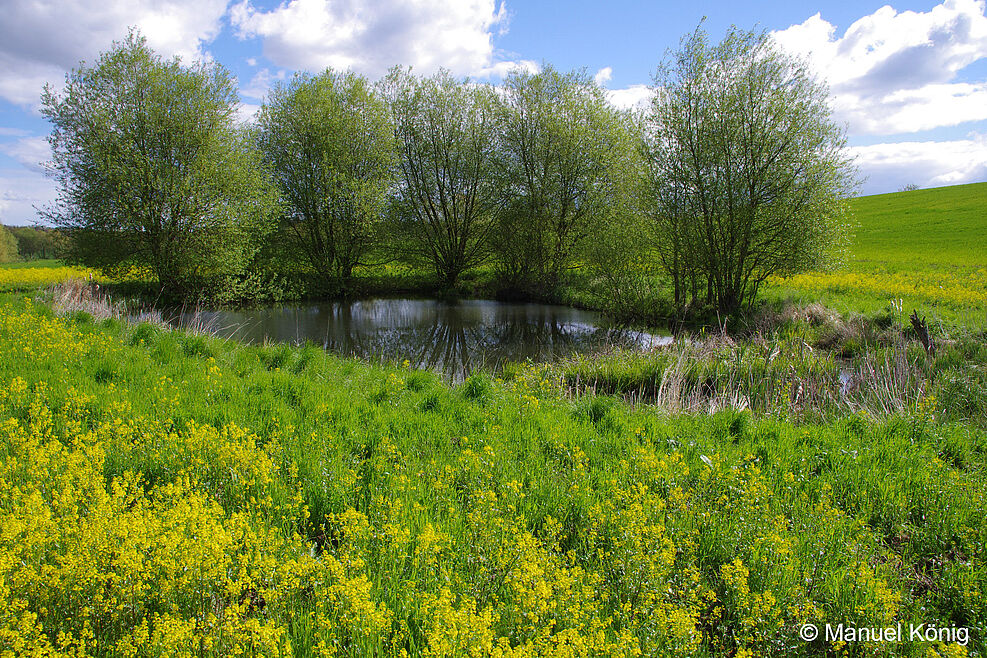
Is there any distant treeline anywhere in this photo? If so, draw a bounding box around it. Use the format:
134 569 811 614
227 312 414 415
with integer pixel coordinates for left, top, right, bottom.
0 225 61 263
41 27 856 317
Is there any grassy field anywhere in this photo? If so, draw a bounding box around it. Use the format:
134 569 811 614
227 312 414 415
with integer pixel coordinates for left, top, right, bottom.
0 293 984 656
850 183 987 270
766 182 987 328
0 258 65 269
0 184 984 655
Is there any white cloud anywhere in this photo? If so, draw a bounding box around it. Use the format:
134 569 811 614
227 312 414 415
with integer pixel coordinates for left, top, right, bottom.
0 57 68 107
237 103 261 124
773 0 987 136
594 67 612 86
0 170 57 226
240 68 287 100
0 136 51 174
842 82 987 134
0 0 230 106
606 85 652 111
851 134 987 193
474 59 540 79
231 0 511 78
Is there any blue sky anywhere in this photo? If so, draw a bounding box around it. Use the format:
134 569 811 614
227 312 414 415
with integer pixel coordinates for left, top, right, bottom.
2 0 986 225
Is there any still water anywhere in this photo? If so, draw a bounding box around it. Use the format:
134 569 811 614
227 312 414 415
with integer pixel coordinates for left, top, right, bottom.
174 298 669 381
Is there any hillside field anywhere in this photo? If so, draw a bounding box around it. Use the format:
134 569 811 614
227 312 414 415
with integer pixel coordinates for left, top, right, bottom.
852 182 987 270
767 182 987 328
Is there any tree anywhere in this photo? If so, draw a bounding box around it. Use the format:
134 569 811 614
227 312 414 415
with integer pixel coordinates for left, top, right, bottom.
384 68 498 287
492 65 635 295
258 70 395 282
644 26 856 314
0 226 18 263
40 31 277 296
7 226 59 260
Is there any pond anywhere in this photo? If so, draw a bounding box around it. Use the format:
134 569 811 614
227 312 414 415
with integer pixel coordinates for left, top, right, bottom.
172 298 670 381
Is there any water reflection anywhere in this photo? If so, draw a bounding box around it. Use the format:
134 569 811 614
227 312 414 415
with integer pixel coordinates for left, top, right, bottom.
173 298 669 381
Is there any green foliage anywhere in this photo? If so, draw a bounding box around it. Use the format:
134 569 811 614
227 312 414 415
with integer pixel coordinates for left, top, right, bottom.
258 69 396 282
40 31 278 297
0 226 18 263
385 68 499 287
2 294 986 655
6 225 60 260
492 66 637 296
644 25 857 314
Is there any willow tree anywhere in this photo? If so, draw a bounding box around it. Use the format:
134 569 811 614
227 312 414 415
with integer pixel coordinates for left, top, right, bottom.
258 70 395 282
645 26 856 313
40 31 277 296
384 68 498 287
492 66 635 295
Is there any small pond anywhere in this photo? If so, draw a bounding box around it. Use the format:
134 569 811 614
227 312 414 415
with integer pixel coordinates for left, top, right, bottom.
171 298 670 381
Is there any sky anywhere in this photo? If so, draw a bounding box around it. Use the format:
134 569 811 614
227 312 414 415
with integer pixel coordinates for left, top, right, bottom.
1 0 986 225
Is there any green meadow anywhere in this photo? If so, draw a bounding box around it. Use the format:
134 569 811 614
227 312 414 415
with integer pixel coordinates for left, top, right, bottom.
0 293 985 656
851 182 987 270
0 182 985 656
765 183 987 329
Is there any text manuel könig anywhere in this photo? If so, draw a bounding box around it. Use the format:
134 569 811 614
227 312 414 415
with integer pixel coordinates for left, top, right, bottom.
825 623 969 646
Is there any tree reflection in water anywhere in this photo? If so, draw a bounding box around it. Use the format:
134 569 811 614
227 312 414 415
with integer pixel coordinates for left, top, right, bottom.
174 299 668 382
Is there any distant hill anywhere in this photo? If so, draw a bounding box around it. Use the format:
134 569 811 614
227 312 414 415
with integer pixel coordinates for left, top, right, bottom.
849 181 987 270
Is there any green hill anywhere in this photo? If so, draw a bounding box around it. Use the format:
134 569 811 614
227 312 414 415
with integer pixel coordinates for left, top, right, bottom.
769 181 986 325
849 181 987 270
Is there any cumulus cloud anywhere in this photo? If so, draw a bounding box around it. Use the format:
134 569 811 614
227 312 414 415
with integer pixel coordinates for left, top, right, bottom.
237 103 261 124
606 84 653 111
474 59 540 79
773 0 987 136
231 0 513 79
240 68 287 100
0 136 52 174
591 67 652 111
851 134 987 193
0 0 230 106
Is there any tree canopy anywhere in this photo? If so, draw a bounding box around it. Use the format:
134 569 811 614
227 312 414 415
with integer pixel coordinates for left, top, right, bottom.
37 26 858 317
492 66 636 295
258 70 395 282
41 31 277 296
385 68 498 287
643 26 857 314
0 226 18 263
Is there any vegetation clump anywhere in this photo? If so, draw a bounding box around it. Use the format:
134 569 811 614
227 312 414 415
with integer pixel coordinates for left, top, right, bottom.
37 25 858 315
40 31 278 298
641 26 856 314
0 295 984 655
258 70 396 283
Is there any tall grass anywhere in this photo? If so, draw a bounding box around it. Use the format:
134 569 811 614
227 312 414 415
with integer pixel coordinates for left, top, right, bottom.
0 293 983 655
530 309 984 427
